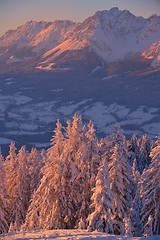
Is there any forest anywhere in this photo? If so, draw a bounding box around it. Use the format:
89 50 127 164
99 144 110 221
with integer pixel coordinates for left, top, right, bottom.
0 115 159 237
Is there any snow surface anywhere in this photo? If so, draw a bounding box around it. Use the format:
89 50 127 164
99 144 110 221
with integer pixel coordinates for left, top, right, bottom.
0 137 13 144
1 230 159 240
6 56 22 64
102 75 119 80
141 41 160 67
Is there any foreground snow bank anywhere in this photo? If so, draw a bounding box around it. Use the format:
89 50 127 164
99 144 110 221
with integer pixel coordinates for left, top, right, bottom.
1 230 160 240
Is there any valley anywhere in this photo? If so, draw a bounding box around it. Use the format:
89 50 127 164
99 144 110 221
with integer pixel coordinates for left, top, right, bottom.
0 67 159 152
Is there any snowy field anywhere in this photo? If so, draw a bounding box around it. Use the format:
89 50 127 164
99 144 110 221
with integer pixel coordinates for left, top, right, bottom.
1 230 159 240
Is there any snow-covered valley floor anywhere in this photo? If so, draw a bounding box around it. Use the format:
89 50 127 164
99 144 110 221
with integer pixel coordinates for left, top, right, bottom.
1 230 159 240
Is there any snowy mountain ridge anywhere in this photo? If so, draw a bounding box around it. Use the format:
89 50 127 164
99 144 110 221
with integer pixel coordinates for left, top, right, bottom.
0 8 160 72
0 20 76 52
39 8 160 67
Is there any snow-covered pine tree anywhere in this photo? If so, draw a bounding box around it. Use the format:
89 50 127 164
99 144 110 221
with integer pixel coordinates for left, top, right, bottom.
108 143 132 235
5 144 30 231
130 159 142 237
141 135 160 235
87 155 114 233
0 151 9 234
47 119 65 163
5 143 18 228
40 148 47 165
22 119 67 230
27 148 43 194
59 115 86 229
139 135 151 172
76 120 100 229
128 135 151 173
128 134 140 166
17 146 30 209
109 124 128 154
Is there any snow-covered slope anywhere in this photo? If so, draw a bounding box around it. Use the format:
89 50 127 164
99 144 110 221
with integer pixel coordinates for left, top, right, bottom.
0 8 160 72
1 229 159 240
0 20 77 72
39 8 160 66
0 20 76 52
141 41 160 67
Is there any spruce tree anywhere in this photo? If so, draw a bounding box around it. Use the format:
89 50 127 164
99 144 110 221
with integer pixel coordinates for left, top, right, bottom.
22 119 67 230
0 151 9 233
27 148 43 194
6 145 30 231
76 120 100 228
131 159 142 236
87 156 114 233
141 136 160 235
108 144 132 235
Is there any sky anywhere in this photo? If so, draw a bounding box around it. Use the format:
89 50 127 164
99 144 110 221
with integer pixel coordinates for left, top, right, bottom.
0 0 160 36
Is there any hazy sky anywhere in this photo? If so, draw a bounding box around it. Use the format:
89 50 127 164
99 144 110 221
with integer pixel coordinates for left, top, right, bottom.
0 0 160 36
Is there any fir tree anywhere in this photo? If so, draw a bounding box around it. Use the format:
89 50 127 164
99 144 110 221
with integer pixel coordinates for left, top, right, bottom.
27 148 43 194
59 115 86 228
130 160 142 237
0 151 9 233
76 120 100 228
141 135 160 235
108 144 132 235
22 120 66 230
6 145 32 231
87 156 114 233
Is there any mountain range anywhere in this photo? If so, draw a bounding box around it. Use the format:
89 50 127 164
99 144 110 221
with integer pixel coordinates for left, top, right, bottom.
0 8 160 150
0 7 160 73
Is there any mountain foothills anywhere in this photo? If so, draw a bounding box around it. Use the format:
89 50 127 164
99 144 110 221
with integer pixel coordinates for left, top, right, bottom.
0 116 159 237
0 7 160 72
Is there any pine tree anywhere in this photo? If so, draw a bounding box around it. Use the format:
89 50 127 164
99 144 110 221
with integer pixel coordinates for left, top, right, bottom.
40 148 47 165
139 135 151 173
0 151 9 233
76 120 100 228
128 135 151 173
128 134 140 166
108 144 132 235
141 135 160 235
47 119 65 162
59 115 86 229
22 119 67 230
87 156 114 233
6 145 30 231
130 160 142 237
27 148 43 194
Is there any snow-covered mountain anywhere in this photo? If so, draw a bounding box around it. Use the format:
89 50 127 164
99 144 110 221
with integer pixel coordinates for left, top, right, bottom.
0 20 76 51
0 20 76 72
40 8 160 65
0 8 160 72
